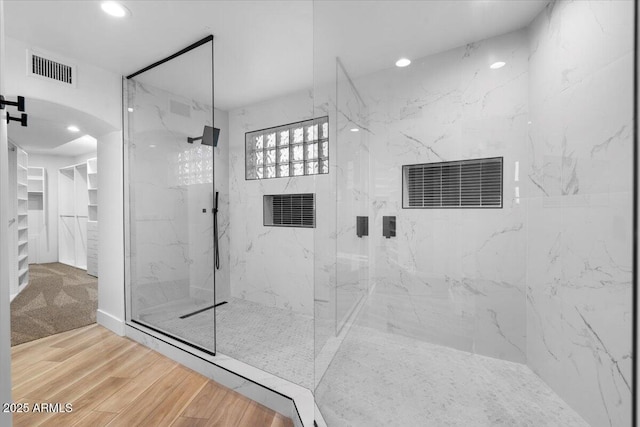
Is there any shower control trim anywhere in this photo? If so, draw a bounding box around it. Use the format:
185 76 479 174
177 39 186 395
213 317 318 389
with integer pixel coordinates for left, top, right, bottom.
357 216 369 238
383 216 396 238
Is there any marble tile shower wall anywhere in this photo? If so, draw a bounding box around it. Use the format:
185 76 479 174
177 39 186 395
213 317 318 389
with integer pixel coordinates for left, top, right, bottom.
226 82 359 348
347 30 530 363
128 80 230 312
526 1 633 426
228 90 322 317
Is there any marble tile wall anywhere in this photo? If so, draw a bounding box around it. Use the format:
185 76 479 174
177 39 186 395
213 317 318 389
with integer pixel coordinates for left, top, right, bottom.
526 1 633 426
126 79 230 314
345 29 531 363
124 4 634 424
228 90 321 317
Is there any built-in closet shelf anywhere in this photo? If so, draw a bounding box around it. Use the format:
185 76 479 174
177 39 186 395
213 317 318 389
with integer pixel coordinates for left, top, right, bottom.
86 158 98 277
10 145 30 293
59 159 95 273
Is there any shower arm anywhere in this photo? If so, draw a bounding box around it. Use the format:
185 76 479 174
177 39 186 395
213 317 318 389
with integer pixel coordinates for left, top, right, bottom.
187 135 204 144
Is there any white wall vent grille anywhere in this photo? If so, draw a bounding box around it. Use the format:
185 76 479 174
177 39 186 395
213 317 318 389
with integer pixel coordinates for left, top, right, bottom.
403 157 503 208
27 50 75 86
264 194 315 228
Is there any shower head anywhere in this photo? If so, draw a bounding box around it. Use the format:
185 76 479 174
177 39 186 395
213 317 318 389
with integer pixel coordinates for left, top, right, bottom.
201 126 220 147
187 126 220 147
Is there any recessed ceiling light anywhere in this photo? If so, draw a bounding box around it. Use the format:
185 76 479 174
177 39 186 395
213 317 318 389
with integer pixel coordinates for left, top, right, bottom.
149 144 156 148
67 125 80 132
350 128 359 132
101 1 130 18
490 61 506 69
127 107 134 113
395 58 411 68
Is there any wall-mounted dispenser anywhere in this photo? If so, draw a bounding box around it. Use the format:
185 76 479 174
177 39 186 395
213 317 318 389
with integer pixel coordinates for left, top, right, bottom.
383 216 396 238
356 216 368 238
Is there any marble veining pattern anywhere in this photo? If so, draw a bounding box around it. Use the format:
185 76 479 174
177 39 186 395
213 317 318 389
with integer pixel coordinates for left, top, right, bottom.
525 1 633 426
126 78 231 321
228 90 318 317
338 29 531 363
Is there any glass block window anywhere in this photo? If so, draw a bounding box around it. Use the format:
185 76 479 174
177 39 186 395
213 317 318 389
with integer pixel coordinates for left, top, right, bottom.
246 117 329 180
171 145 213 186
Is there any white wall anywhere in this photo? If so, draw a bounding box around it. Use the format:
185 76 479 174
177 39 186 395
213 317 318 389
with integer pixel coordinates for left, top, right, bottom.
2 35 123 335
5 36 121 129
2 39 124 334
526 1 633 425
73 151 97 165
97 130 124 335
0 0 13 422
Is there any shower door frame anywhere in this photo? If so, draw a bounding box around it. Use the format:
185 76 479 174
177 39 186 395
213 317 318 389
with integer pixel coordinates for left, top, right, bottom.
123 35 217 356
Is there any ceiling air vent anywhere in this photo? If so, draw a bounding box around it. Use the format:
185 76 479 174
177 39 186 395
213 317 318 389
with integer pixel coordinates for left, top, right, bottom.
169 99 191 118
264 193 315 228
403 157 503 209
27 50 76 86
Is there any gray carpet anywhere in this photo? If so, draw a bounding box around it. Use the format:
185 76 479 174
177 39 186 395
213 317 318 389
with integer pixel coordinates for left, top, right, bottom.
11 263 97 346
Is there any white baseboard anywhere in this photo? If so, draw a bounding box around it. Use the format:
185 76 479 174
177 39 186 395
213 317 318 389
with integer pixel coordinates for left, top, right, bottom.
96 309 125 336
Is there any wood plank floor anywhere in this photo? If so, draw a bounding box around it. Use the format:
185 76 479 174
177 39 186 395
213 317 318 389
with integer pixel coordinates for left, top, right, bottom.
11 324 294 427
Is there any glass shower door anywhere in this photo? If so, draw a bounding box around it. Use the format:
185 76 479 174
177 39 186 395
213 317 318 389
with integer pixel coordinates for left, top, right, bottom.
334 59 370 334
313 56 371 390
124 37 216 354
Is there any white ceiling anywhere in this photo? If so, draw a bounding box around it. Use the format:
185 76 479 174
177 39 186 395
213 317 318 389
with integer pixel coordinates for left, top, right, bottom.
7 98 115 156
4 0 548 154
5 0 548 111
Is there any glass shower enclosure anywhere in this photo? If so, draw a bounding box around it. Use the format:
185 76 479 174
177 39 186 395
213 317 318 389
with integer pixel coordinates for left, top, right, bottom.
119 2 635 426
124 36 217 355
313 1 634 426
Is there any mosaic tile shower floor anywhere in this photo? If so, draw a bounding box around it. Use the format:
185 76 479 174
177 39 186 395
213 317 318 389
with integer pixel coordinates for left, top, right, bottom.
140 296 314 389
140 297 589 426
315 323 589 427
